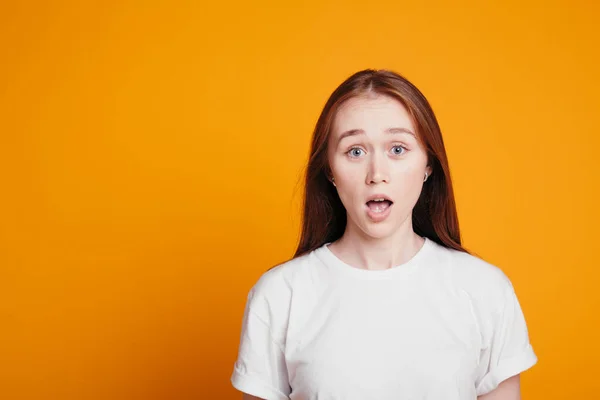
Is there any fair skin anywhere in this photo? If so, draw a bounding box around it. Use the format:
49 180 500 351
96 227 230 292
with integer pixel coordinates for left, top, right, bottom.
326 94 431 270
241 94 521 399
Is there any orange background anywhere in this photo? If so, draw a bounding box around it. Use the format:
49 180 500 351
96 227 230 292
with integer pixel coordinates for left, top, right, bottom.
1 1 598 399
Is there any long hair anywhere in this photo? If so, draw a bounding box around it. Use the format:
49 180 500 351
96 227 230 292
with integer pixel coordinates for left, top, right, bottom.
293 69 468 258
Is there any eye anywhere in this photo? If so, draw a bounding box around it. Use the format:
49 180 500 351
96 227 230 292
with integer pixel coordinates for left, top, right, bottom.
391 145 407 156
347 147 365 158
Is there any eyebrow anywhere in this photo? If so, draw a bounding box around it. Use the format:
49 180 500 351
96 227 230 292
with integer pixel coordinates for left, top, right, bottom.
337 127 416 144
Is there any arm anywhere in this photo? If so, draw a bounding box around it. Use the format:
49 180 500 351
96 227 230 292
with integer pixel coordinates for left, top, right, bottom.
242 394 265 400
232 276 292 400
477 374 521 400
241 377 521 400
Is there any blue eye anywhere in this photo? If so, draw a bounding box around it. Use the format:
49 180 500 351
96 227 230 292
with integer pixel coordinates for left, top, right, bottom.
392 145 406 155
347 147 365 158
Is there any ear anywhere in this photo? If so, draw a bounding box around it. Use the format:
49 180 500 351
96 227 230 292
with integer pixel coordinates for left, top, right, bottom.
325 166 334 183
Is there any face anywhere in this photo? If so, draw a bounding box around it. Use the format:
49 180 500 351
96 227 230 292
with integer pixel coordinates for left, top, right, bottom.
327 94 432 239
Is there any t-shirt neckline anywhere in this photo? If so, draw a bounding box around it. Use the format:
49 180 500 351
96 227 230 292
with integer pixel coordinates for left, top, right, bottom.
316 236 433 280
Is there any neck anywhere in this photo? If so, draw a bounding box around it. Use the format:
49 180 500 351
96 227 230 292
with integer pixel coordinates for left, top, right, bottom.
329 218 424 271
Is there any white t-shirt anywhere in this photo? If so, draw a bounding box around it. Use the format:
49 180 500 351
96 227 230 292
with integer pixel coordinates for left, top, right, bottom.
231 237 537 399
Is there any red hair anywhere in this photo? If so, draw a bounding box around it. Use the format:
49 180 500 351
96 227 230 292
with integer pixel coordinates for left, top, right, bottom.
293 69 468 258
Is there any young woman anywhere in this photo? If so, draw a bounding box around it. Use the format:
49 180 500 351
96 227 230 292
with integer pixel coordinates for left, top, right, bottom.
230 69 537 399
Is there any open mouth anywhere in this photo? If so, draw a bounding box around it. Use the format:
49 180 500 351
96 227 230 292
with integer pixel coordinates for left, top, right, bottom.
366 198 393 213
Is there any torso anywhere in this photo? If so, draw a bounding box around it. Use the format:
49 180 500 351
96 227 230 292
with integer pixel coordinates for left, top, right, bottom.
240 237 516 399
283 239 480 399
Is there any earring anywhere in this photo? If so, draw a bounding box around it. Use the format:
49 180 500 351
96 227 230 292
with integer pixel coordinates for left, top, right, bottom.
331 177 336 187
423 172 428 182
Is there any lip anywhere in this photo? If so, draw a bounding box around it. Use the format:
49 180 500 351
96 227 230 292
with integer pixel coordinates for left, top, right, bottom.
365 193 394 203
365 194 394 223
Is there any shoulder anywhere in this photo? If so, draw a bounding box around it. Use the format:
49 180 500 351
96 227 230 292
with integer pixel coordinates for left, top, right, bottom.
427 241 515 308
244 251 314 321
249 252 313 298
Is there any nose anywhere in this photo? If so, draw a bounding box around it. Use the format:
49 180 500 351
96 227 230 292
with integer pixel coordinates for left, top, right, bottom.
365 152 390 185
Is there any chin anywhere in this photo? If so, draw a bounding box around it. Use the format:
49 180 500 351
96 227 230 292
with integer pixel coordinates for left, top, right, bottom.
360 222 397 240
365 232 393 240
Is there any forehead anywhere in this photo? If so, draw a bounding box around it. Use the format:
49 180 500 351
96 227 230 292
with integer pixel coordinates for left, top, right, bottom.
332 95 415 134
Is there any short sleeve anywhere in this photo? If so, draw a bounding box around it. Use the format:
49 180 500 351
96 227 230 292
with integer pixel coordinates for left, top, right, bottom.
475 282 538 396
231 288 291 400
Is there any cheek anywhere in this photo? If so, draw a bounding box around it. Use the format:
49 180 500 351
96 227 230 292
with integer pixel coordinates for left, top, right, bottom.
392 162 423 183
335 173 362 205
390 166 426 203
331 157 360 185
